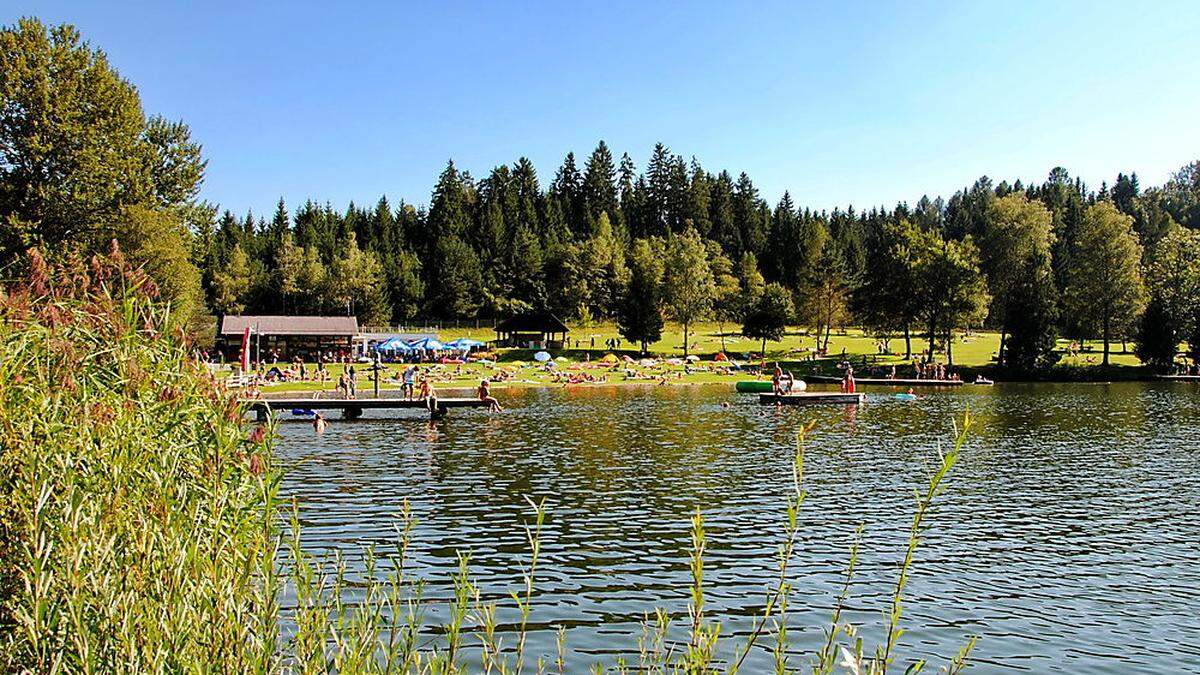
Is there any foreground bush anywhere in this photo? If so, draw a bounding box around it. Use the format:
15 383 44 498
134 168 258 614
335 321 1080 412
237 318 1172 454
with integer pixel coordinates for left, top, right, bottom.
0 248 278 671
0 246 976 672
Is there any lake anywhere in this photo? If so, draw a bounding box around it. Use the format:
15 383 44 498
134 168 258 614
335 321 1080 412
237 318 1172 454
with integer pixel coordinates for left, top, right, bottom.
273 382 1200 673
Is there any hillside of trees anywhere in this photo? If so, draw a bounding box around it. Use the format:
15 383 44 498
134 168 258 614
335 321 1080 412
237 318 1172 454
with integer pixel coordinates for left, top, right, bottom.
199 146 1200 370
4 18 1200 373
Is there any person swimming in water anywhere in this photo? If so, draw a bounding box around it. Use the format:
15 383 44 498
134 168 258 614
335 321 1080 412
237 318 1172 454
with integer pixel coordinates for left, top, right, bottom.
312 412 327 433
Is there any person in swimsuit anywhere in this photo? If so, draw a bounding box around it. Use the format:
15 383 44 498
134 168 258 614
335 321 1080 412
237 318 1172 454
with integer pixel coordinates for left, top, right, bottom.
477 379 502 412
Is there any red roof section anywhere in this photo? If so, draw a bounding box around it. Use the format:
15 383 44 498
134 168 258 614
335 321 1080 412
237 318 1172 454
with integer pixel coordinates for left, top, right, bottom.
219 315 359 336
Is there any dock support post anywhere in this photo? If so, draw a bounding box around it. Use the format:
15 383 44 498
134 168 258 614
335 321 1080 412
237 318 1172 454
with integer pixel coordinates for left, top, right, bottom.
255 405 269 423
343 406 363 420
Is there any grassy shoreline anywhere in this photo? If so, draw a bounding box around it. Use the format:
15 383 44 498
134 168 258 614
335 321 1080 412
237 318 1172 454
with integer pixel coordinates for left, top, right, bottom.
234 322 1162 397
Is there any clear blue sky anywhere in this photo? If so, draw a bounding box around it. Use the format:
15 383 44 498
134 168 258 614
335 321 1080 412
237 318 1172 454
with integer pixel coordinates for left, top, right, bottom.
12 2 1200 217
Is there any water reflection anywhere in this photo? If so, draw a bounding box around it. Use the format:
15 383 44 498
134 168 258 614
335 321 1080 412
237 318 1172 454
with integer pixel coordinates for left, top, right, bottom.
274 382 1200 673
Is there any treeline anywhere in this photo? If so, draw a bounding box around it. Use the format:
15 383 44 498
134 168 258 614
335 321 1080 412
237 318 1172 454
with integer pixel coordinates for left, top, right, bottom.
4 19 1200 373
201 145 1200 370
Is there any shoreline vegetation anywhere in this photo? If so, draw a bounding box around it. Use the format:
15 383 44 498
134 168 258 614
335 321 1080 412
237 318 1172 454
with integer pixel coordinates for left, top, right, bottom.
0 249 978 671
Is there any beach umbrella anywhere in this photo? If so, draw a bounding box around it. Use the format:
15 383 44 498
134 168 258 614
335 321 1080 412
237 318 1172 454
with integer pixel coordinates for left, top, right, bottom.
599 353 619 364
534 351 551 362
714 352 729 361
446 338 485 349
410 338 445 350
686 354 700 362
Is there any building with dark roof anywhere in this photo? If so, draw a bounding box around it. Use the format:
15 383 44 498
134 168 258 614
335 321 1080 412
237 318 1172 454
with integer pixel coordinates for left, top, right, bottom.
493 313 570 349
216 315 359 361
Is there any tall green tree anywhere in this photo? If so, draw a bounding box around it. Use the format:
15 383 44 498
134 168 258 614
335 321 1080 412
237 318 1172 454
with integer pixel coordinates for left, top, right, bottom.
912 232 990 363
742 282 794 357
662 227 715 357
980 193 1056 366
582 212 629 318
1064 202 1146 365
802 237 852 354
0 18 206 323
707 242 741 354
856 219 922 358
273 231 304 313
582 141 618 229
428 235 482 319
1141 224 1200 367
618 238 665 353
211 245 252 314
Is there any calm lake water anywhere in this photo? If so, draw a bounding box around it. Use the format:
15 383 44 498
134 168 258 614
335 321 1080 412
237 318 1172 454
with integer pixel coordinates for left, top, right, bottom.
273 382 1200 673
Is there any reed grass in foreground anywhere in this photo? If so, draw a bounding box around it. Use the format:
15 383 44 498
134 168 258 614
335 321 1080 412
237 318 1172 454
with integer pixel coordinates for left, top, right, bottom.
0 246 977 672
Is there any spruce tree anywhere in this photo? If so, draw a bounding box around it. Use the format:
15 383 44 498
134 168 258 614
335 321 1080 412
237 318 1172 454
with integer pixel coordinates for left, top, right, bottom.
583 141 619 228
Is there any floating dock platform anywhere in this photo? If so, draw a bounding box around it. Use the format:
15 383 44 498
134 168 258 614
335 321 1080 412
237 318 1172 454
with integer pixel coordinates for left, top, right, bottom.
806 375 964 387
758 392 865 406
243 397 489 420
1157 375 1200 381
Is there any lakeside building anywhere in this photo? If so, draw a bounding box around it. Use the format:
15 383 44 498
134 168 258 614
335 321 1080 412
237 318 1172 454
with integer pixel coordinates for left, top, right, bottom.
493 312 570 349
216 315 359 361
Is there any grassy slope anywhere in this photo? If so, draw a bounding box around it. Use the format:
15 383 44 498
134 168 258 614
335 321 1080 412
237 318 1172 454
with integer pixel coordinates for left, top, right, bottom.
246 322 1148 395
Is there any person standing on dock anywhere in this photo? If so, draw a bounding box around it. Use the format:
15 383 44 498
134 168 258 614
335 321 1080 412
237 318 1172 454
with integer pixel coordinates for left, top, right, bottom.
402 365 417 400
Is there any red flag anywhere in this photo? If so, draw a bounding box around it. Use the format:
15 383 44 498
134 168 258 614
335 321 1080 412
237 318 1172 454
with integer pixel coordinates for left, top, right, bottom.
240 326 251 371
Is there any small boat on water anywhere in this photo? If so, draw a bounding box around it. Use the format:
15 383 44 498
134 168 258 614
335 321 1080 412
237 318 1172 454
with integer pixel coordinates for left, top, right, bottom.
758 392 864 406
973 376 994 385
736 379 808 393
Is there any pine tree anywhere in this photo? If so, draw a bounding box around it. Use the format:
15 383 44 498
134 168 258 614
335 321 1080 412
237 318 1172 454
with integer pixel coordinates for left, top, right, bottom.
551 152 584 238
583 141 619 229
428 235 482 319
687 159 712 237
733 172 766 256
428 160 469 242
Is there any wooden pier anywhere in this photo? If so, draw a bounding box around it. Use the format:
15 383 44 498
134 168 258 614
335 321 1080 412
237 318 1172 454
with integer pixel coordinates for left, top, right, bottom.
759 392 866 406
1157 375 1200 381
806 375 964 387
243 397 489 421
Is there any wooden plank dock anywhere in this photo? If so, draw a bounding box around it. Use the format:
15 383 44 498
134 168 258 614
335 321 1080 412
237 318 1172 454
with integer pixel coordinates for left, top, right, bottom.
806 375 964 387
759 392 866 406
1157 375 1200 381
243 397 489 420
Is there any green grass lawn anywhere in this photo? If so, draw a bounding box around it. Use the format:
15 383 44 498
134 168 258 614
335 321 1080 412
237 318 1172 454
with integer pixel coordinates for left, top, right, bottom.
233 322 1150 395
